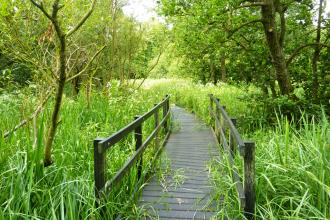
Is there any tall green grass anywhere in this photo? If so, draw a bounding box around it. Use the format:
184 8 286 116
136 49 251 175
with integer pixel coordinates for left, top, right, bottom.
0 84 167 219
252 112 329 219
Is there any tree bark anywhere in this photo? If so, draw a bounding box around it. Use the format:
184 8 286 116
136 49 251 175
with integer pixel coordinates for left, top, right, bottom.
210 60 216 84
44 35 66 166
312 0 323 100
221 55 226 82
261 0 293 95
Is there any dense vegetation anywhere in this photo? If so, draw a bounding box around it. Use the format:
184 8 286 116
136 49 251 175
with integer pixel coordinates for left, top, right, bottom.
0 0 329 219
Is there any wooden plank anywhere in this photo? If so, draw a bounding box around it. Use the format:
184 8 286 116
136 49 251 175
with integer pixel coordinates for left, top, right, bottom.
143 185 211 193
140 202 214 212
156 210 215 219
142 191 209 199
145 182 212 190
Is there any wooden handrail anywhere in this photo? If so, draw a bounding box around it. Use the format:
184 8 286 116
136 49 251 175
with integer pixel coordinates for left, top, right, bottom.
209 94 255 220
93 95 171 200
98 96 170 151
103 111 171 192
209 94 245 148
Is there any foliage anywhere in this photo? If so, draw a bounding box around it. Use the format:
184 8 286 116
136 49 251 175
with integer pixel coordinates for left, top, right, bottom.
159 0 330 105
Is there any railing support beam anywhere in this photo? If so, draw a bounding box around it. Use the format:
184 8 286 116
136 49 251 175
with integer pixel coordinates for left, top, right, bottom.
154 104 159 149
134 116 143 180
230 118 237 157
94 138 106 199
243 141 256 220
163 95 169 132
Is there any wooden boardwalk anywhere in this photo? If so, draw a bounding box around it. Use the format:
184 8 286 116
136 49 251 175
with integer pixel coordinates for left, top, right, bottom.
139 106 219 219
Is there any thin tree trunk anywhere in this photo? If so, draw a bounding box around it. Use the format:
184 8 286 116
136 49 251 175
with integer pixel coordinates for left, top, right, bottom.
221 55 226 82
210 60 216 84
110 0 117 81
44 36 66 166
30 0 96 166
312 0 323 100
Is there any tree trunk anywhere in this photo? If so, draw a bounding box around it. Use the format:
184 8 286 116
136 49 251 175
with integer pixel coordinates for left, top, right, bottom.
312 0 323 100
72 75 81 96
221 55 226 82
44 36 66 166
261 0 292 95
30 0 96 166
267 68 277 97
210 60 216 84
110 0 118 81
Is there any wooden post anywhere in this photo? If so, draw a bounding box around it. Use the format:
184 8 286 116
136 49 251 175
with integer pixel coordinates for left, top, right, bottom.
166 95 170 127
215 98 221 142
209 94 214 129
243 141 256 220
209 94 213 108
230 118 237 157
222 105 228 139
134 116 143 180
163 96 169 132
154 104 159 149
94 138 105 199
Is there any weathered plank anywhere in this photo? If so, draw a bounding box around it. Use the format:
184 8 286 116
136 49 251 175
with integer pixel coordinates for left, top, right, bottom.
139 106 219 219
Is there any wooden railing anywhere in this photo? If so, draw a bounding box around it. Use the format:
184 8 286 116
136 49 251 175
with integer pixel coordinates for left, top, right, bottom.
93 95 171 201
209 94 255 220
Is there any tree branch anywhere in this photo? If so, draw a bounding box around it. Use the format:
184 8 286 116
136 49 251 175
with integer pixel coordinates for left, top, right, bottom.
51 0 61 19
29 0 52 21
66 0 97 37
3 88 54 138
66 45 106 82
227 19 263 39
232 38 249 51
286 43 330 66
237 2 267 9
136 51 164 90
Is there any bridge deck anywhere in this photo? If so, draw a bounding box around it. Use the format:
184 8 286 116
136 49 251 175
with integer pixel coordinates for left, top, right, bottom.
139 106 219 219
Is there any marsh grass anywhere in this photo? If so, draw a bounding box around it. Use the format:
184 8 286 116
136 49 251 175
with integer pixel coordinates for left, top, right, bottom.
1 79 329 219
0 85 169 219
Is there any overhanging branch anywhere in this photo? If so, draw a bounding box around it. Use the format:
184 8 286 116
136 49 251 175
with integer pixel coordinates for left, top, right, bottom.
66 45 106 82
286 43 330 66
66 0 97 37
227 19 263 39
237 2 267 9
3 88 54 138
